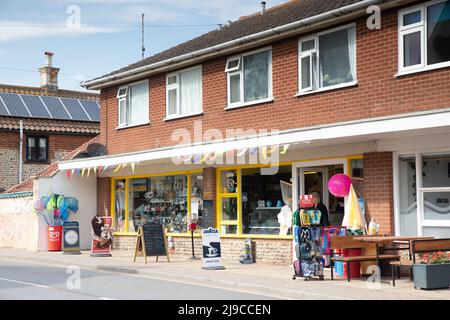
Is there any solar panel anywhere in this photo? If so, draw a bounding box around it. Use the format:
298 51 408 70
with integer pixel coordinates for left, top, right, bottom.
60 98 90 121
20 94 51 118
79 99 100 121
0 95 9 116
0 92 29 117
40 96 72 120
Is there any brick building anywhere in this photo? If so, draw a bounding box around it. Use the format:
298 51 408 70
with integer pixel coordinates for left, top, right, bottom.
0 52 100 193
6 0 447 262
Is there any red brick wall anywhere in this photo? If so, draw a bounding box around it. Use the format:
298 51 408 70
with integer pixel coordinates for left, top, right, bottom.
0 130 94 191
97 177 111 216
99 6 450 156
363 152 394 235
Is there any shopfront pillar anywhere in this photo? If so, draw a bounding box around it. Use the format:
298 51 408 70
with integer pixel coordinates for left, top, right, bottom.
203 167 217 228
97 177 111 216
363 152 394 235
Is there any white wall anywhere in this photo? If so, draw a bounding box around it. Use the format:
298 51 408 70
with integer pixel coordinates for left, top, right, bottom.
0 196 39 251
37 173 96 250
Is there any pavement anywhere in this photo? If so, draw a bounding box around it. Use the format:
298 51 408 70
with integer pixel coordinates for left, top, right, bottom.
0 248 449 300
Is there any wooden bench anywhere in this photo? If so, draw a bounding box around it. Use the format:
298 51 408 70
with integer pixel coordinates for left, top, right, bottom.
330 236 400 282
391 238 450 287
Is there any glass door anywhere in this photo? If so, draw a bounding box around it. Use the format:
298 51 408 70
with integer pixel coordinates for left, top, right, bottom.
217 169 241 234
299 167 328 209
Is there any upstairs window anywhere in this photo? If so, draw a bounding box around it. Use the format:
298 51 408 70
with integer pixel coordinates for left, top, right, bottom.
166 66 203 119
299 24 357 93
26 136 48 162
225 48 272 108
117 80 149 128
399 0 450 73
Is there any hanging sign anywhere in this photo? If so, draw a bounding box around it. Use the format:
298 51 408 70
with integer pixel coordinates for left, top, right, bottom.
63 221 81 255
133 222 170 264
90 216 113 257
202 228 225 270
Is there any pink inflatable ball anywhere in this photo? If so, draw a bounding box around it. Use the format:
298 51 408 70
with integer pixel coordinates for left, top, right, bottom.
328 174 352 197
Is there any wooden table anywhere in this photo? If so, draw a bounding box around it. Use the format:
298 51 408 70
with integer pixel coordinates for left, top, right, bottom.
356 236 434 275
359 236 434 262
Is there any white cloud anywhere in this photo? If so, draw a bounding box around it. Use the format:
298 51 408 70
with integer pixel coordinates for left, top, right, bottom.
0 21 123 42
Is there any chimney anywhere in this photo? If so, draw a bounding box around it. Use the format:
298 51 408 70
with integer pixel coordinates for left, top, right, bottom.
39 51 60 91
261 1 266 15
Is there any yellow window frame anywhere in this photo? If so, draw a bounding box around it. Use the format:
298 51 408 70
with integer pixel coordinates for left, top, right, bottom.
110 169 202 236
215 155 363 239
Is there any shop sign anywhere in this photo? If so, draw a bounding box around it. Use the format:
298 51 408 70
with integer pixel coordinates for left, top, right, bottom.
90 216 113 257
63 221 81 255
202 228 225 270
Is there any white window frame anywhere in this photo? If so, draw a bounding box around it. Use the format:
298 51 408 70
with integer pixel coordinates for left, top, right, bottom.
165 65 203 120
298 23 357 95
398 0 450 76
298 35 317 92
225 47 273 109
116 79 149 129
394 148 450 237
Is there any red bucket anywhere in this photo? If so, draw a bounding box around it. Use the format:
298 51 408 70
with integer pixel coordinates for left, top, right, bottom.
48 226 62 251
343 249 362 279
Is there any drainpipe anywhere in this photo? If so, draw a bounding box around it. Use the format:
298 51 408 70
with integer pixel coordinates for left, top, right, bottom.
19 120 23 183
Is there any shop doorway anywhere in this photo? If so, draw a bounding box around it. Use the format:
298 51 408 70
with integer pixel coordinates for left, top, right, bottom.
293 159 348 226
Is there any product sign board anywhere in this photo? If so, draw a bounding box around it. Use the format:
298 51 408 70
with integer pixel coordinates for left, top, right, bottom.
202 228 225 270
63 221 81 254
133 222 170 264
91 216 113 257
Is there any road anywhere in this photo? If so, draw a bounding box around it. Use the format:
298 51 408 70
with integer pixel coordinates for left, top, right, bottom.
0 259 277 300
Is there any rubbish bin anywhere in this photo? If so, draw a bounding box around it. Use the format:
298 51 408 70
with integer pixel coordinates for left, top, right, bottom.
343 248 361 279
48 226 62 251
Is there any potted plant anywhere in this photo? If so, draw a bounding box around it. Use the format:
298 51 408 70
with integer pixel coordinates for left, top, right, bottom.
413 252 450 290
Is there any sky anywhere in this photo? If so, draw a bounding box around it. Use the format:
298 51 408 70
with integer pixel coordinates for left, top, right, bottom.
0 0 286 92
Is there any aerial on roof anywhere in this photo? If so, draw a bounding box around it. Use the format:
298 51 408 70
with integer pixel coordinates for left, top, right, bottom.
85 0 397 88
0 91 100 122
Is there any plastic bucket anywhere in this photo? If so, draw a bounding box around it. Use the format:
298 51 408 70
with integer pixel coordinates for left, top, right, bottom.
343 249 362 279
48 226 62 251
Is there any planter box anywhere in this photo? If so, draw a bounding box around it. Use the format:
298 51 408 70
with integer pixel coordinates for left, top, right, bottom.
413 263 450 290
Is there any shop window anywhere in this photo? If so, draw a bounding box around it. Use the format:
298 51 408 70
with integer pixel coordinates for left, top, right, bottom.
127 175 188 233
26 136 48 162
423 192 450 220
422 154 450 188
113 179 127 233
220 170 238 194
241 166 292 235
421 154 450 222
298 24 356 93
399 0 450 73
166 66 203 119
221 197 238 221
117 80 149 128
350 159 364 199
190 174 204 231
225 48 272 108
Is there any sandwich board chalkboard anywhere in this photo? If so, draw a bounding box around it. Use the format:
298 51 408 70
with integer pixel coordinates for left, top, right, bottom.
133 222 170 264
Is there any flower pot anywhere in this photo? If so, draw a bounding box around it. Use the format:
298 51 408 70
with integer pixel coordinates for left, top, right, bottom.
413 263 450 290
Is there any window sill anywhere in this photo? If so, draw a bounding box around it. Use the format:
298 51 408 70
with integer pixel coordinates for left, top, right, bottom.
395 62 450 78
164 112 203 121
296 81 358 97
25 161 50 165
115 121 150 130
225 98 274 110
